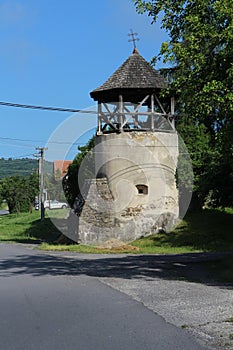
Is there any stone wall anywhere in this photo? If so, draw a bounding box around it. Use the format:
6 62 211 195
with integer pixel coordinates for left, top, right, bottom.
69 177 178 245
67 131 179 245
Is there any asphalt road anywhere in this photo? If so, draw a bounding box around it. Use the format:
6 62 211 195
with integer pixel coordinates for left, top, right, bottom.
0 243 207 350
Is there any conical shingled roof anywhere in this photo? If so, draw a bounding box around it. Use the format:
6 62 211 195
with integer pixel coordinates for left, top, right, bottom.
90 49 168 102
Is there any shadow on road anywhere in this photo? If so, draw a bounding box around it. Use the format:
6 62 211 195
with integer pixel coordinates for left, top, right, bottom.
0 247 232 288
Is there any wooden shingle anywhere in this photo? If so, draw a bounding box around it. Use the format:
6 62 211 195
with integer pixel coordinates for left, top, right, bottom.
90 49 168 102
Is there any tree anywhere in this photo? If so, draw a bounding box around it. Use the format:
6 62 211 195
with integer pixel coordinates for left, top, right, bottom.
0 173 39 214
0 176 22 213
27 172 40 213
63 137 95 207
45 173 66 202
133 0 233 207
176 118 218 210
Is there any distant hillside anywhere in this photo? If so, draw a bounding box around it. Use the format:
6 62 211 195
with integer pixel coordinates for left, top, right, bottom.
0 158 53 179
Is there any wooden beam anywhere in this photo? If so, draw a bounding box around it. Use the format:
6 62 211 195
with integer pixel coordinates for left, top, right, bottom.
100 114 117 131
171 96 175 115
97 102 102 134
119 95 124 132
170 96 175 128
154 94 166 114
133 95 150 114
151 94 155 130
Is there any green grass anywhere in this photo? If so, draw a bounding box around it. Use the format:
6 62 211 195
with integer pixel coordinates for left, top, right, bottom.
1 208 233 283
0 210 61 243
39 242 140 254
130 207 233 254
130 234 201 254
39 208 233 255
46 208 70 219
1 207 233 253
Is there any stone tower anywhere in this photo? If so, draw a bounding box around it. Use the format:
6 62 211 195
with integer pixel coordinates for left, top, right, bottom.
72 48 179 245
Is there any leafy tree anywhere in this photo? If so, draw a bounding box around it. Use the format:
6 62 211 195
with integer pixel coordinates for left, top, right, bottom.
27 172 40 213
0 176 23 213
0 173 39 213
134 0 233 124
176 118 217 210
133 0 233 207
45 173 66 202
63 137 95 207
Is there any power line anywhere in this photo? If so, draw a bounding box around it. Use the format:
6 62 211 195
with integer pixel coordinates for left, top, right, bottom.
0 136 90 146
0 136 214 153
0 136 180 148
0 142 36 149
0 136 42 143
0 101 95 113
0 100 174 116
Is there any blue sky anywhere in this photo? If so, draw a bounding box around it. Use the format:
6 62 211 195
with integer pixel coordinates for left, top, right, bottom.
0 0 168 161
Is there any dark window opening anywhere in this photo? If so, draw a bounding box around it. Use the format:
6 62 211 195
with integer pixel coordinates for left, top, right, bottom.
136 184 148 195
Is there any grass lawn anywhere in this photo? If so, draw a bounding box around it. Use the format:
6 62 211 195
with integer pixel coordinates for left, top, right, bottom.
0 207 232 252
0 207 233 282
0 211 61 243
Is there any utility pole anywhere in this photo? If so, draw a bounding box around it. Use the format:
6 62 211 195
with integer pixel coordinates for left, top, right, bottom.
35 147 48 221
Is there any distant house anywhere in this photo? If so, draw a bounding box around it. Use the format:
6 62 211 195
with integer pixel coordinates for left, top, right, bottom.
53 160 72 179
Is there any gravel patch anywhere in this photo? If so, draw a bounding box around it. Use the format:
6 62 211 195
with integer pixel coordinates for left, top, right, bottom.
42 249 233 349
97 253 233 350
100 277 233 349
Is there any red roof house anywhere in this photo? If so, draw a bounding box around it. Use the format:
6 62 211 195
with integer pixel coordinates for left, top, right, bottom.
53 160 72 179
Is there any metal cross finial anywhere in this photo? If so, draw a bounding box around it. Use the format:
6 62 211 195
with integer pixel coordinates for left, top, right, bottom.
128 29 140 49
